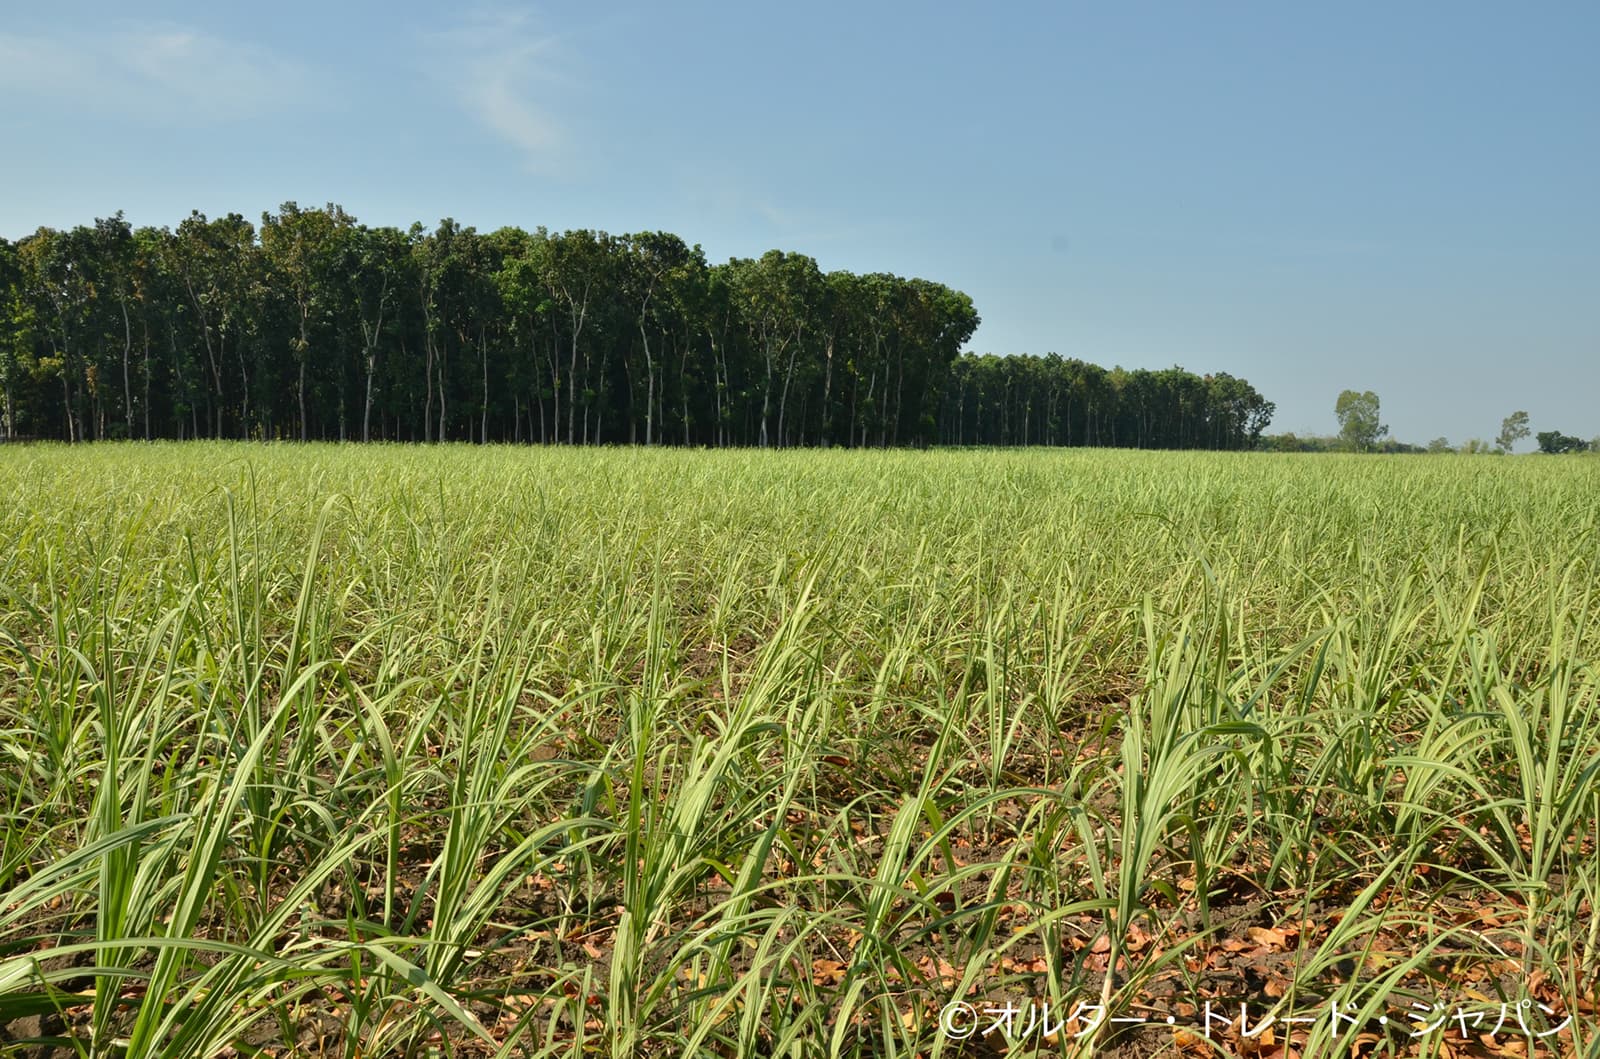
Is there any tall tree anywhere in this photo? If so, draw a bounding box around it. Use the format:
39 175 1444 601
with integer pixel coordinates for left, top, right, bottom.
620 232 696 445
349 225 411 442
1495 410 1530 453
495 229 555 442
1535 430 1587 454
1334 389 1387 452
726 251 824 447
71 214 142 439
261 203 353 440
16 227 93 441
541 230 613 443
170 212 259 437
0 236 28 438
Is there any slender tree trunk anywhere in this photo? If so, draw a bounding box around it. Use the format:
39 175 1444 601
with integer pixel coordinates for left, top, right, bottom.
820 331 835 447
60 374 74 442
562 290 589 445
849 364 859 448
623 356 637 444
860 372 875 448
180 277 225 440
120 299 134 437
142 323 152 440
362 360 374 443
166 325 183 439
636 281 657 445
642 324 655 446
758 333 777 449
437 350 447 441
710 331 725 447
424 337 435 443
231 334 250 439
360 276 388 444
567 328 578 445
545 315 561 444
891 347 904 446
679 333 692 446
777 328 800 448
296 308 311 441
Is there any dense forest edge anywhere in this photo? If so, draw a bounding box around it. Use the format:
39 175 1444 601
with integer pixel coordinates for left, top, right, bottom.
0 205 1275 449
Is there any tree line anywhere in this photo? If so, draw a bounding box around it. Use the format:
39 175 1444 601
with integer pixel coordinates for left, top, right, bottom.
1258 400 1597 455
938 354 1273 449
0 204 1274 449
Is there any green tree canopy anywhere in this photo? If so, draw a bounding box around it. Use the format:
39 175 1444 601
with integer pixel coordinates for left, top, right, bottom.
1535 430 1588 454
1496 410 1530 453
1 202 1278 450
1334 390 1387 451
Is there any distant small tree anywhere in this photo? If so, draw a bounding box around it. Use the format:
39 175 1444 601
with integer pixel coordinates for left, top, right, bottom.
1495 410 1530 453
1536 430 1588 454
1334 390 1387 451
1426 436 1452 453
1460 438 1493 454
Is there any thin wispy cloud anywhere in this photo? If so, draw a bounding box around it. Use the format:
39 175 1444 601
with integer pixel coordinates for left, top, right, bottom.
0 23 315 122
426 11 572 174
753 201 873 247
683 173 909 253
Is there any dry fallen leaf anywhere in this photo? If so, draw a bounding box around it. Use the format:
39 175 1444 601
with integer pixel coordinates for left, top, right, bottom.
811 958 846 985
1246 926 1290 951
915 955 961 987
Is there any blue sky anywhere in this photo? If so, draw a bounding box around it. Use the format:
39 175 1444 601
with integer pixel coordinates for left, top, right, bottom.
2 2 1596 445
